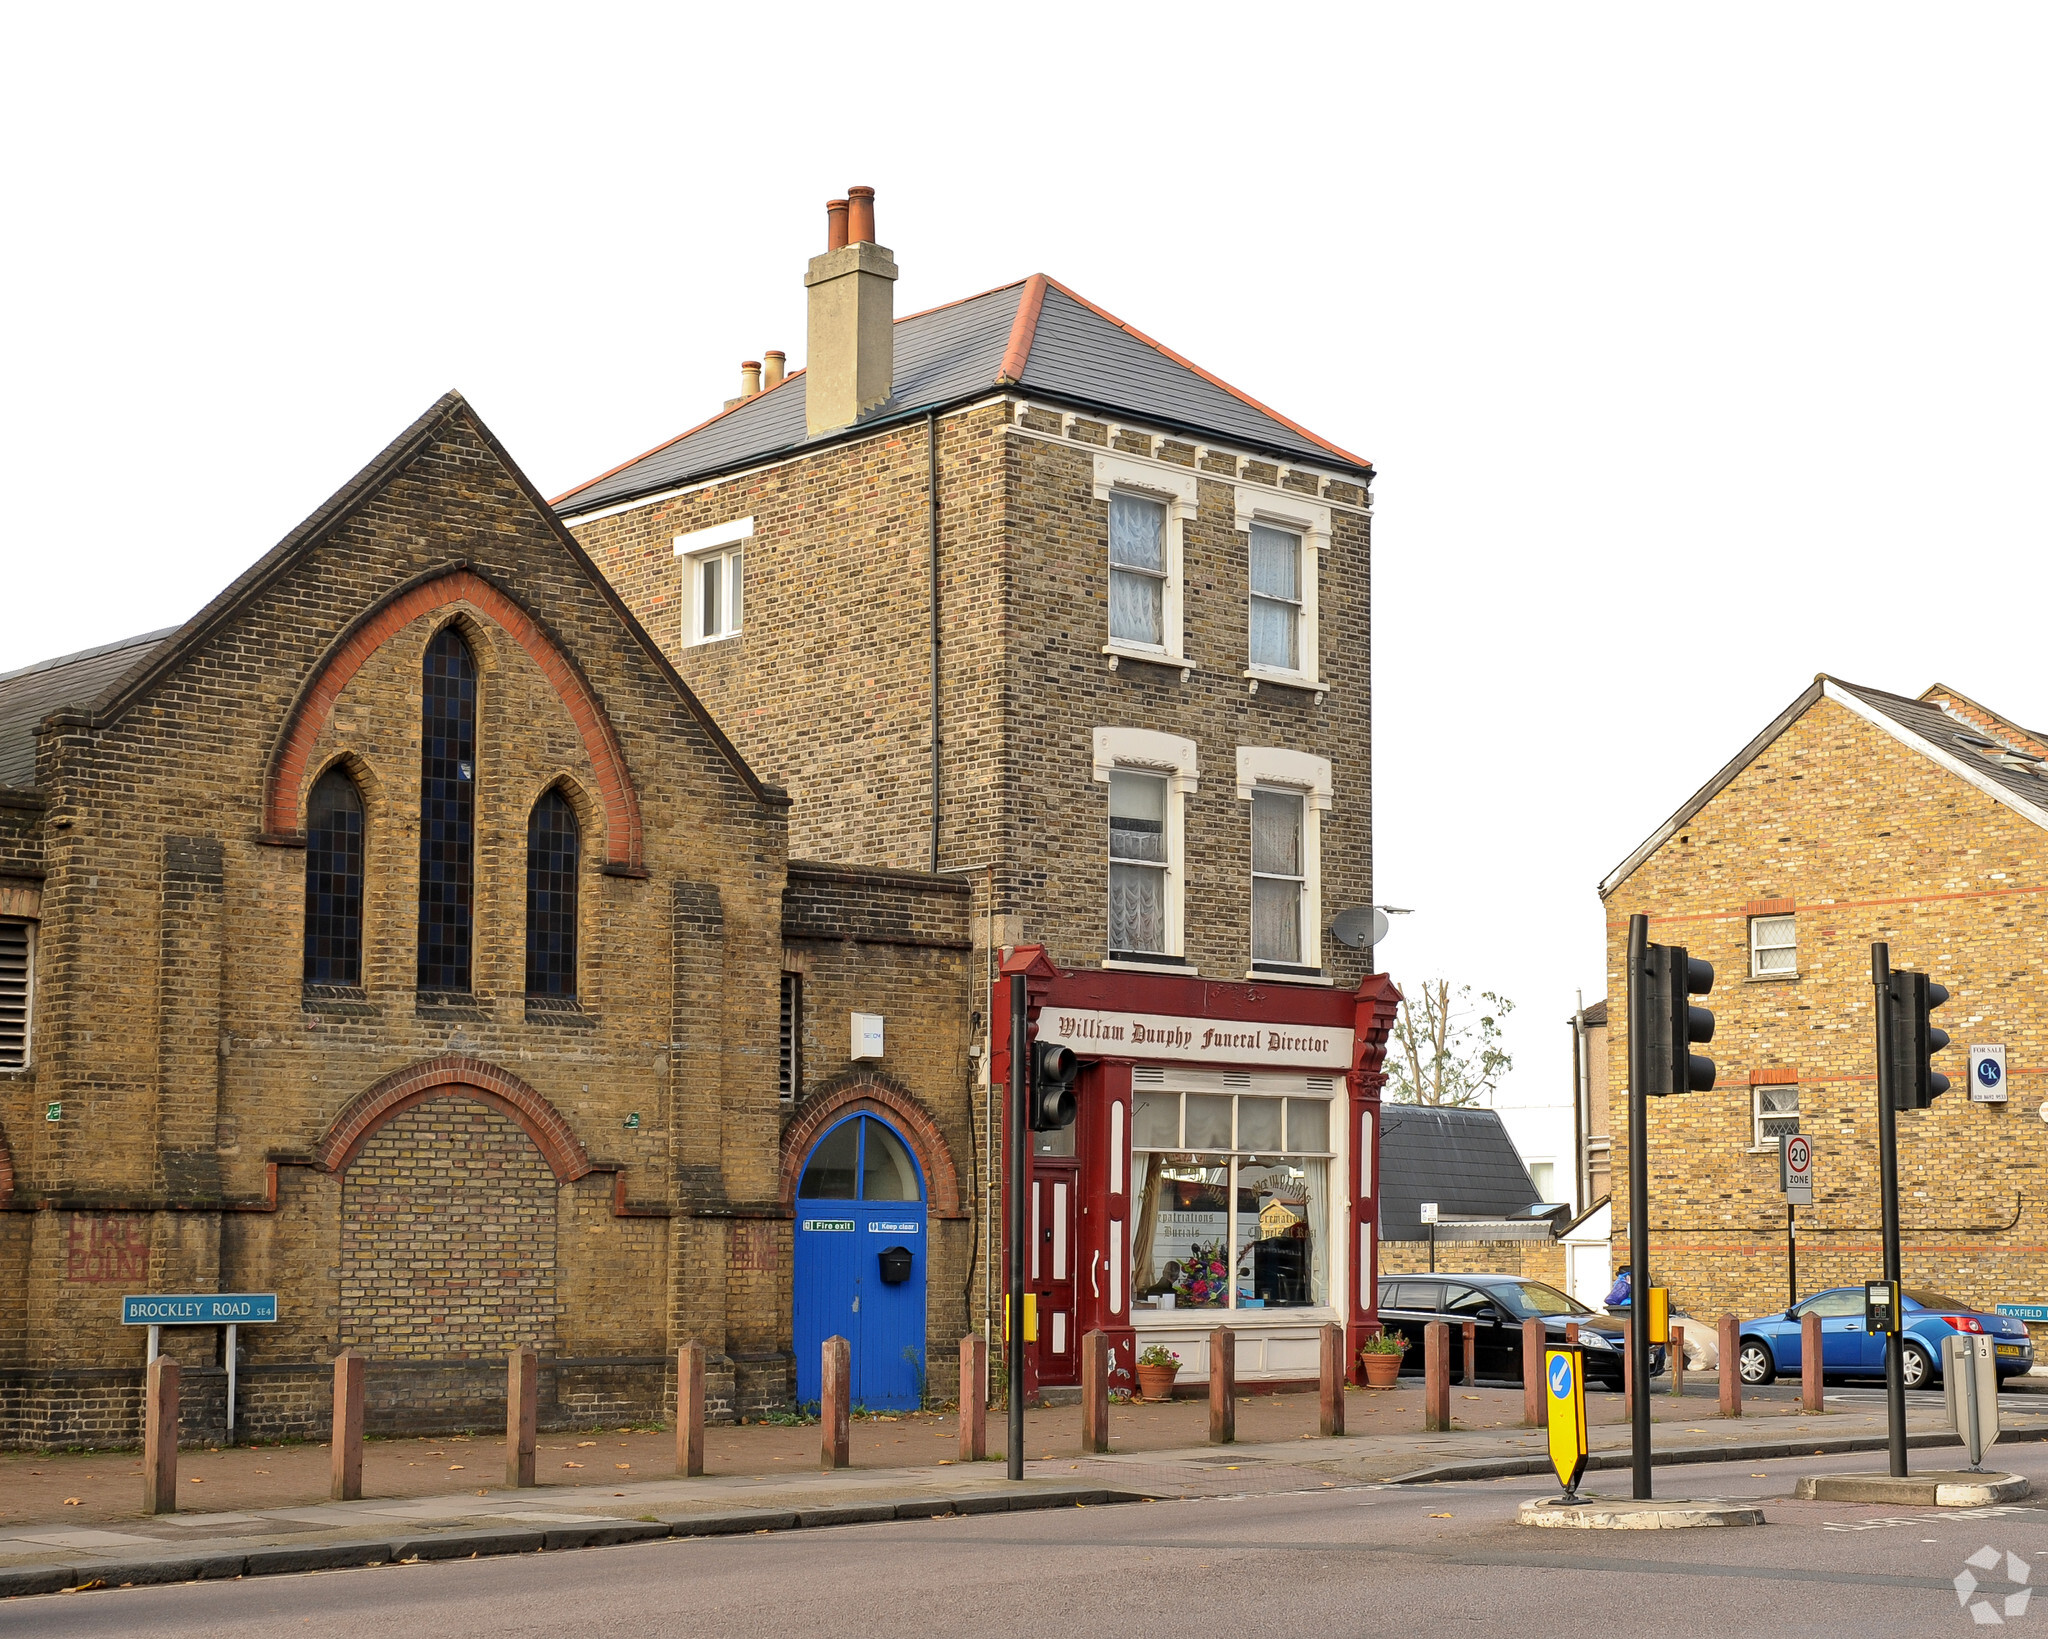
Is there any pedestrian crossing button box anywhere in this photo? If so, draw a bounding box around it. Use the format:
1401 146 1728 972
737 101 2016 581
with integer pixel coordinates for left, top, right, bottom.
1866 1280 1901 1336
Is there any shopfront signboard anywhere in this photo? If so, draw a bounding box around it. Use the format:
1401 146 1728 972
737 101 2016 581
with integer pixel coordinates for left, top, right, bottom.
1036 1007 1352 1070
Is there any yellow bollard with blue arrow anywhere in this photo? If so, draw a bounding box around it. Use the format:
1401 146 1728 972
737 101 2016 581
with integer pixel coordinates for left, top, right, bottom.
1545 1344 1589 1501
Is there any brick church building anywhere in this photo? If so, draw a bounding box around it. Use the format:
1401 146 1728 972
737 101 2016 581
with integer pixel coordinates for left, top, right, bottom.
0 393 975 1444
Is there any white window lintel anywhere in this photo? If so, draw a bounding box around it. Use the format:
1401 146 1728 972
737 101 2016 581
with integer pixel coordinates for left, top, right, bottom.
1094 727 1199 795
673 516 755 556
1235 746 1333 809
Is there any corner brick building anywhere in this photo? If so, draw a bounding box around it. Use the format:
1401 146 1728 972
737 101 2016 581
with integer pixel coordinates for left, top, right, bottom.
0 393 974 1446
1599 676 2048 1335
556 190 1397 1398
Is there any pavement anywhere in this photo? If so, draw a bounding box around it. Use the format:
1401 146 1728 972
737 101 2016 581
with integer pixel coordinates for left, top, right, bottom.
4 1377 2046 1599
17 1442 2048 1636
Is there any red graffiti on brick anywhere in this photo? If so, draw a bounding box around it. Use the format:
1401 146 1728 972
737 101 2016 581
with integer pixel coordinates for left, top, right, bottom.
67 1216 149 1284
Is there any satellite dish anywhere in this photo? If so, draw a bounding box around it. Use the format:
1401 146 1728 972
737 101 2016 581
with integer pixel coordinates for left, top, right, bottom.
1331 907 1389 949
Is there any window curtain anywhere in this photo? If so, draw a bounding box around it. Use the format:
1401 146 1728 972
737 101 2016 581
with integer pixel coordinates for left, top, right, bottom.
1130 1153 1160 1297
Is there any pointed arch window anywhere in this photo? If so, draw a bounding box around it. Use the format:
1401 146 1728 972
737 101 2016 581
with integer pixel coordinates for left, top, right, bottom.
417 626 476 992
525 786 579 997
304 766 365 986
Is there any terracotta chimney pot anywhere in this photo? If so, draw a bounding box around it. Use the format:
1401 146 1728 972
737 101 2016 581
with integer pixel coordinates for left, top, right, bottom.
740 360 762 398
825 198 849 251
763 351 786 389
847 186 876 244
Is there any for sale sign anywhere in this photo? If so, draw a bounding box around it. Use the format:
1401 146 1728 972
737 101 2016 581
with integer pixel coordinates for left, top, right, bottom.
1780 1133 1813 1204
1970 1044 2009 1104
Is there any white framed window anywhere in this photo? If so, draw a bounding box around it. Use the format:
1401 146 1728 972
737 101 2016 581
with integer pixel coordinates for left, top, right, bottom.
1251 787 1306 964
674 517 753 647
1754 1083 1799 1146
1248 524 1303 671
1235 747 1332 978
1093 454 1195 668
1750 914 1797 977
1093 727 1198 965
0 916 34 1072
1235 493 1328 694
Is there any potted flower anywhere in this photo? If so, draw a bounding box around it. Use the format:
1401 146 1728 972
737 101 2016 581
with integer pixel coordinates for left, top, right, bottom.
1135 1343 1182 1401
1358 1326 1407 1388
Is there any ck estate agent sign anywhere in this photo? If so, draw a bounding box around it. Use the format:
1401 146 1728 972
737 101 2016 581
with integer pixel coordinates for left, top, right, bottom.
1970 1044 2008 1104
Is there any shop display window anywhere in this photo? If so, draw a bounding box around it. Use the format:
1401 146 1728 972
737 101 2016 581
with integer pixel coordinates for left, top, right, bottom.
1128 1090 1332 1313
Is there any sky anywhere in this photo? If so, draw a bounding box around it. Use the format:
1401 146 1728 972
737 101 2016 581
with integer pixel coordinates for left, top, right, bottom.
3 4 2043 1114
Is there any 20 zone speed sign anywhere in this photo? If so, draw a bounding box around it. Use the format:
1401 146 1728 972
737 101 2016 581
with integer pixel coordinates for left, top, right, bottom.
1781 1132 1813 1204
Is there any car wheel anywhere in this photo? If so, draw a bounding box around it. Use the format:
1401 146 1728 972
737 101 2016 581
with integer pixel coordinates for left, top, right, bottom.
1737 1339 1776 1386
1901 1341 1933 1389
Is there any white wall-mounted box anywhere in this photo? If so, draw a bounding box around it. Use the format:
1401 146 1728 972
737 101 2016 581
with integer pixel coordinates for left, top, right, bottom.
852 1012 885 1060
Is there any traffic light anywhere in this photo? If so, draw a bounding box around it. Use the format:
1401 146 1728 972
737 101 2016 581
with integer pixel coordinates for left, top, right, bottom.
1641 941 1715 1096
1888 969 1951 1109
1028 1040 1078 1130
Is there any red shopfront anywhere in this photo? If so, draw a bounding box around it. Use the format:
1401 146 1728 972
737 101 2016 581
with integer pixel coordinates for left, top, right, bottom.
991 948 1400 1398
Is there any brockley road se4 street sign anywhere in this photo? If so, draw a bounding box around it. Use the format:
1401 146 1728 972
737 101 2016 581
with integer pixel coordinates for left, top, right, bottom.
1780 1133 1813 1204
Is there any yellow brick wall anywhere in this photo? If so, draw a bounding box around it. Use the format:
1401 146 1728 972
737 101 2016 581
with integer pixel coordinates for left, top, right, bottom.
1605 693 2048 1322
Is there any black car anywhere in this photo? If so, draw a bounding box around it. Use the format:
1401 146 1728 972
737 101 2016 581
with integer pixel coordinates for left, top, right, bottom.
1375 1274 1664 1391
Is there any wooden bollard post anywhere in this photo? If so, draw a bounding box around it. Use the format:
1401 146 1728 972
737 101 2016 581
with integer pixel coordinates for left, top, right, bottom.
1208 1327 1235 1445
1565 1321 1579 1344
1522 1318 1547 1427
676 1340 705 1477
1669 1325 1686 1397
1801 1311 1824 1413
1081 1330 1108 1453
1423 1321 1450 1432
959 1335 987 1462
143 1354 180 1515
506 1347 538 1488
1318 1321 1345 1437
1718 1314 1742 1418
1462 1321 1477 1387
330 1352 365 1501
821 1335 851 1470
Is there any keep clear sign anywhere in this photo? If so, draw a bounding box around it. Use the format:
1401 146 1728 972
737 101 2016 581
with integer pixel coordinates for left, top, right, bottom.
1545 1345 1589 1500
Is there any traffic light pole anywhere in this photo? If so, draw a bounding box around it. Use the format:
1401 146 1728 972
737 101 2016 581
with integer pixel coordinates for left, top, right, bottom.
1871 941 1907 1479
1625 913 1652 1501
1007 972 1027 1482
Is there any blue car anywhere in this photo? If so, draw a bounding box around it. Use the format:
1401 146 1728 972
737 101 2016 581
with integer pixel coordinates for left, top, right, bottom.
1737 1287 2033 1389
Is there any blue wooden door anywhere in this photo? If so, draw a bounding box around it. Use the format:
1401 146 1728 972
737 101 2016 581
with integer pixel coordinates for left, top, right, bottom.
793 1116 928 1411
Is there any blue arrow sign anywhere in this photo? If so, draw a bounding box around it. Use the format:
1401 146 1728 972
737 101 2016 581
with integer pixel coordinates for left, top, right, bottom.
121 1294 277 1325
1549 1353 1573 1398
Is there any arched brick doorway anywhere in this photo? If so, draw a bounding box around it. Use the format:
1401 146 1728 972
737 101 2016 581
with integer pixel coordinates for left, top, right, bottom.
321 1058 587 1363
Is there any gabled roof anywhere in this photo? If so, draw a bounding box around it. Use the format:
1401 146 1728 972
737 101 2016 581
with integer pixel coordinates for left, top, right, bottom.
0 628 177 789
3 392 782 808
1376 1105 1539 1241
1599 675 2048 897
551 274 1372 517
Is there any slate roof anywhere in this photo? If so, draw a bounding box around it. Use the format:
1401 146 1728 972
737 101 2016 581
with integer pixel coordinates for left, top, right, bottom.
1376 1105 1539 1241
1578 998 1607 1028
0 628 176 788
552 275 1372 517
1601 675 2048 896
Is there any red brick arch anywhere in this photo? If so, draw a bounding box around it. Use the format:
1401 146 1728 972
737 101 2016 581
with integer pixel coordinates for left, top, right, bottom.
314 1055 594 1184
780 1070 965 1219
263 566 644 874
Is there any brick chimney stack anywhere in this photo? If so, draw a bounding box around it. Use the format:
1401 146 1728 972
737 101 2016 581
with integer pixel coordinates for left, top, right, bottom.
804 185 897 436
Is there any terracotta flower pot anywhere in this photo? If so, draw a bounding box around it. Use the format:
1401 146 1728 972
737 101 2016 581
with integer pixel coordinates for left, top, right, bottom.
1135 1363 1180 1401
1360 1349 1403 1388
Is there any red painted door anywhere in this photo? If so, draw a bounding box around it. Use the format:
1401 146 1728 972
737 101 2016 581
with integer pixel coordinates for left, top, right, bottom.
1032 1158 1080 1386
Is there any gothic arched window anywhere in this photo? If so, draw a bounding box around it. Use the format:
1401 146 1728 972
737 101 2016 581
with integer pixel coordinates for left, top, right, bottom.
416 626 476 992
525 787 579 997
303 766 364 985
